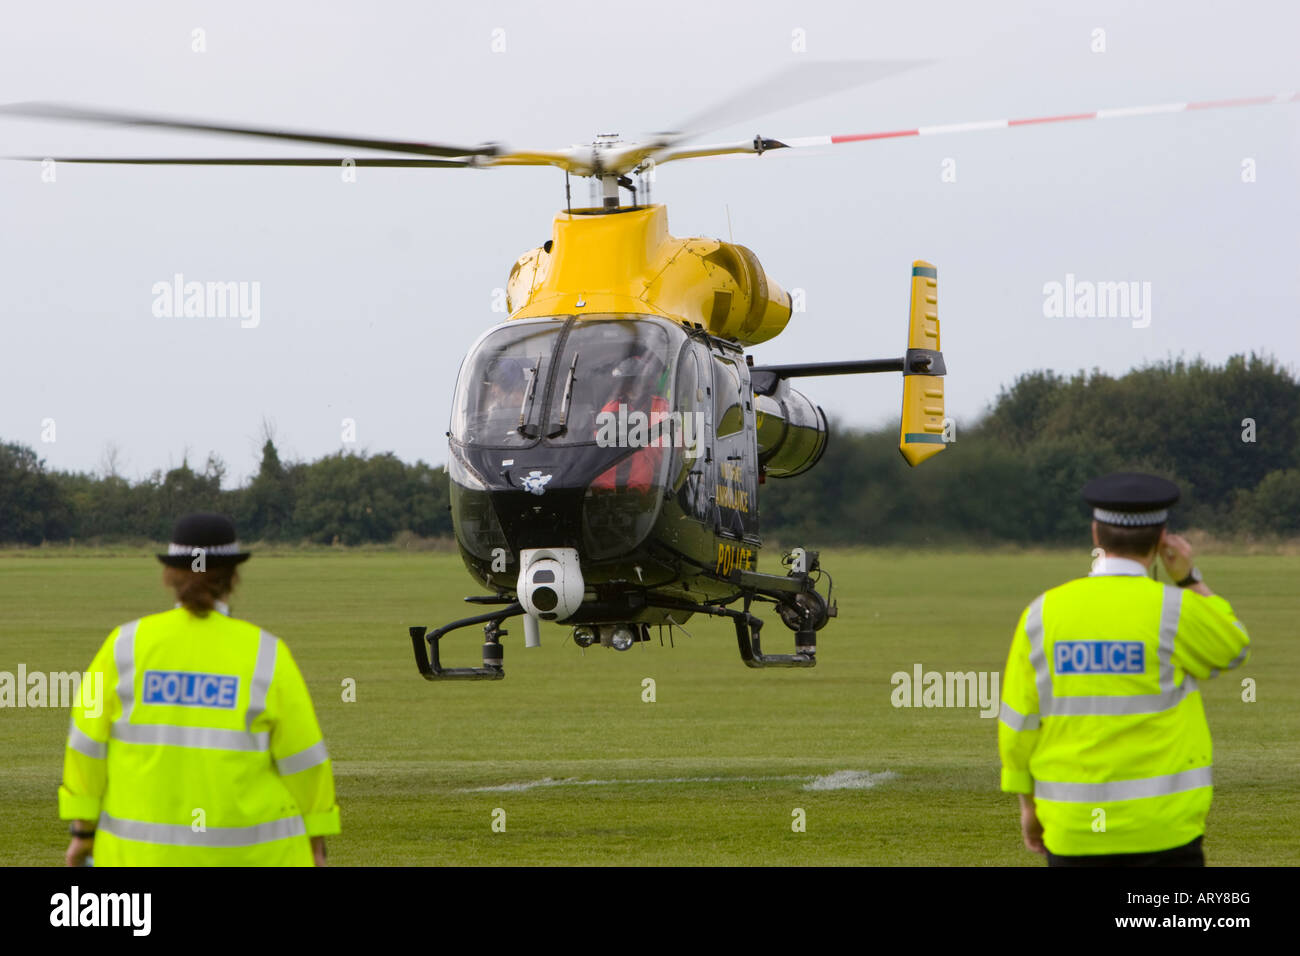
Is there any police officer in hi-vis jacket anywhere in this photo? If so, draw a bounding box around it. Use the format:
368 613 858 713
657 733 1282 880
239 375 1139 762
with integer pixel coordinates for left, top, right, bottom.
999 473 1250 866
60 513 340 866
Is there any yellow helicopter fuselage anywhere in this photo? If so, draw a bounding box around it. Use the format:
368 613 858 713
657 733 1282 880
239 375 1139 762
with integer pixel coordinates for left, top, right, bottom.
506 204 793 346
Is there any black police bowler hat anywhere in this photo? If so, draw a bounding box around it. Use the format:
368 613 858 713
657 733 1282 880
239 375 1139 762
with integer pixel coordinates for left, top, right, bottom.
156 513 251 568
1081 472 1180 527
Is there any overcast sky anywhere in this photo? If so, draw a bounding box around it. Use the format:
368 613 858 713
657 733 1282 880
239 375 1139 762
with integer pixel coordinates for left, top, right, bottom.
2 0 1297 486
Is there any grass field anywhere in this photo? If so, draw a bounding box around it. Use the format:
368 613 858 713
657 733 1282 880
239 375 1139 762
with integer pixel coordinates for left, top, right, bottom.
1 547 1295 866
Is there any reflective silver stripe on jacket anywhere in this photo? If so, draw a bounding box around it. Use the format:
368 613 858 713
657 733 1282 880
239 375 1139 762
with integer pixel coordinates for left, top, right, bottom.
68 722 107 759
1035 766 1212 803
111 722 269 751
245 630 278 731
1023 596 1051 711
1027 587 1196 718
98 811 305 847
276 740 330 775
998 702 1040 732
1157 586 1182 693
1045 679 1199 716
114 620 139 722
1209 644 1249 680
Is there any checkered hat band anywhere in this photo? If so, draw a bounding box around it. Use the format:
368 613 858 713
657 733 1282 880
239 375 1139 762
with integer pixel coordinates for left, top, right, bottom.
1093 507 1168 526
167 542 242 555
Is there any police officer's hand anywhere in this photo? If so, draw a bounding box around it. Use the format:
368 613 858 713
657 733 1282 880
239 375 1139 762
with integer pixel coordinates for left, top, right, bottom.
311 836 327 866
1159 531 1195 582
1019 794 1046 855
65 836 93 867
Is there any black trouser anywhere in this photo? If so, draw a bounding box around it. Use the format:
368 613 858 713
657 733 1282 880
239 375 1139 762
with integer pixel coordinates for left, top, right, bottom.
1047 835 1204 867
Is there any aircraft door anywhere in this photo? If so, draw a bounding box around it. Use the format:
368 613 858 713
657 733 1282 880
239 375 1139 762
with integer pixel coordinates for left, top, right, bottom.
672 341 712 522
710 351 759 543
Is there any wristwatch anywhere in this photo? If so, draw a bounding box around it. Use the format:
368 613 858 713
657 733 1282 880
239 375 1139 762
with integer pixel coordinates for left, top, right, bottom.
1176 567 1203 588
68 823 96 839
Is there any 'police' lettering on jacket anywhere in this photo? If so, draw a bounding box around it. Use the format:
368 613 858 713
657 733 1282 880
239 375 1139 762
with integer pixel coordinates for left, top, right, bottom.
142 670 240 708
1054 641 1145 675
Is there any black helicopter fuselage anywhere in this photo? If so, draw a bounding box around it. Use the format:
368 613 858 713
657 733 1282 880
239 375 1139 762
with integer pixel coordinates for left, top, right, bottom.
447 312 823 626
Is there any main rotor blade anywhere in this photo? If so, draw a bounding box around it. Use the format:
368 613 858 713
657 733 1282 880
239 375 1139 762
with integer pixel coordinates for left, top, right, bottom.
655 91 1300 165
482 149 588 170
7 155 471 167
0 101 494 158
661 59 928 145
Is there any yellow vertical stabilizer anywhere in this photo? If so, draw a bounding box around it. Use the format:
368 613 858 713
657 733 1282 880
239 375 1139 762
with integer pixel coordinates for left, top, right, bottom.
898 261 947 466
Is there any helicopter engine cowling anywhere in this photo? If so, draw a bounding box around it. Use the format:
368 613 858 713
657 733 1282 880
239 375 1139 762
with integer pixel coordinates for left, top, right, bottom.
755 380 828 478
505 206 794 347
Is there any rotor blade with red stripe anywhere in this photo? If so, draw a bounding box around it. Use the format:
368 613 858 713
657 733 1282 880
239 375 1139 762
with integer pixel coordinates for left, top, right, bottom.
651 92 1300 166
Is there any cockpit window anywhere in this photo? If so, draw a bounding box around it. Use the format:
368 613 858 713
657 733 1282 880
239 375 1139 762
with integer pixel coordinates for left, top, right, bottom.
451 320 562 448
548 319 674 446
451 316 682 449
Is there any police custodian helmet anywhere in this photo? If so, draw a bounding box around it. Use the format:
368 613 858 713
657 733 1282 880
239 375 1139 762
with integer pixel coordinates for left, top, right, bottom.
156 513 251 568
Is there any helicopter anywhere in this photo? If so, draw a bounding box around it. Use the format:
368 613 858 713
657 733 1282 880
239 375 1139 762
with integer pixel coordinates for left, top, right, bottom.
5 63 1291 681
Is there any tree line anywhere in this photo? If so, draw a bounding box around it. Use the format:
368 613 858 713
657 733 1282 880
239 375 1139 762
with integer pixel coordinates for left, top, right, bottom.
2 353 1297 547
761 353 1300 545
0 439 451 546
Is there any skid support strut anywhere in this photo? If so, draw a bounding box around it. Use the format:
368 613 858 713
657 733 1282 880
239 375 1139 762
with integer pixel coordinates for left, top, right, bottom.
731 603 815 668
643 596 816 668
409 602 524 680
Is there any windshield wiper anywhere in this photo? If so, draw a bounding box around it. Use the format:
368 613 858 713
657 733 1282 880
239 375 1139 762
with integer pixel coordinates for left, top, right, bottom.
547 352 579 437
516 356 541 436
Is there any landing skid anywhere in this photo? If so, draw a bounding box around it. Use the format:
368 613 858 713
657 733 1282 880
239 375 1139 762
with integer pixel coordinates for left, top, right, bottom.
654 597 818 669
409 601 522 680
408 551 834 680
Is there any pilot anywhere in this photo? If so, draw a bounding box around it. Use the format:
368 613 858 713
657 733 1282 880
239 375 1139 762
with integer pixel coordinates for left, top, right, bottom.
481 359 528 439
998 473 1250 866
60 513 340 866
592 354 670 493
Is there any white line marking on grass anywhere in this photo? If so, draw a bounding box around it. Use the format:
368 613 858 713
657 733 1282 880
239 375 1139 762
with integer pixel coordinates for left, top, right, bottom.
465 777 583 792
461 770 896 793
802 770 898 791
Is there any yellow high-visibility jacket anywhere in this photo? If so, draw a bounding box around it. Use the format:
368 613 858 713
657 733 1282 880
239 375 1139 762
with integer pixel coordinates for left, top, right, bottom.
59 604 340 866
999 559 1249 856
